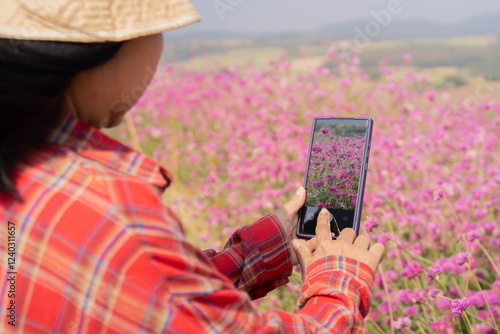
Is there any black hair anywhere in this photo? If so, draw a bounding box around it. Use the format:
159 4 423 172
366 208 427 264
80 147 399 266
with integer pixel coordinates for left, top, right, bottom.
0 38 124 199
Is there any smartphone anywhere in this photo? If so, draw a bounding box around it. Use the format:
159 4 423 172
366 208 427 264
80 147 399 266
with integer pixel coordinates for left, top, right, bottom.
297 117 373 239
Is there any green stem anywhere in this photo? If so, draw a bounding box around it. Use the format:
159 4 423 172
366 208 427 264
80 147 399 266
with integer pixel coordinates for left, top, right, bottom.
379 264 395 334
463 312 476 334
466 312 500 333
443 197 472 295
465 267 470 297
380 211 410 290
438 296 499 333
451 277 465 297
476 276 492 288
442 198 499 332
415 320 427 334
366 315 386 334
374 228 447 293
423 299 438 321
456 316 464 332
407 329 419 334
379 224 433 266
470 272 500 332
419 304 432 332
475 240 500 277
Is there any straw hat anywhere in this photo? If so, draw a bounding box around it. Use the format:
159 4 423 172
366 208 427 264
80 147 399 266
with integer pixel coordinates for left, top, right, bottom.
0 0 200 43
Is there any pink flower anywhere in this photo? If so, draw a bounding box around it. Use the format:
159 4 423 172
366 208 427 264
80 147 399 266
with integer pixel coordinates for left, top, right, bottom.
403 306 419 316
466 231 481 241
474 208 487 219
401 262 424 279
425 264 442 281
393 317 411 329
436 297 451 310
430 319 454 334
455 252 470 266
433 189 444 201
468 292 484 308
365 216 379 232
451 297 470 317
409 289 427 304
428 288 441 301
321 128 330 134
425 89 436 102
397 289 413 304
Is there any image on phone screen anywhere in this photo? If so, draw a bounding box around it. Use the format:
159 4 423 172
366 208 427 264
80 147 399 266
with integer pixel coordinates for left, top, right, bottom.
297 118 372 239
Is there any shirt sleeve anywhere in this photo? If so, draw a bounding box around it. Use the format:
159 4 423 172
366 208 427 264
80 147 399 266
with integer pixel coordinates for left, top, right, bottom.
295 256 374 332
148 230 374 333
202 213 293 299
114 190 375 334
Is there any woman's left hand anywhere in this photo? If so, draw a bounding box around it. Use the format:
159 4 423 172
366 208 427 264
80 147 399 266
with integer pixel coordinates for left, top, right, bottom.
272 186 316 266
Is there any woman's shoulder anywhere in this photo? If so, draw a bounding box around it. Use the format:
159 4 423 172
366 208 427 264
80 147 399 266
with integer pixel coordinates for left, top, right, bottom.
11 141 167 209
2 141 182 239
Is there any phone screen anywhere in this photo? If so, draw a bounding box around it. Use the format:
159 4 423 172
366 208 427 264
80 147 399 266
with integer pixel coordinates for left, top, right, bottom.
297 117 372 239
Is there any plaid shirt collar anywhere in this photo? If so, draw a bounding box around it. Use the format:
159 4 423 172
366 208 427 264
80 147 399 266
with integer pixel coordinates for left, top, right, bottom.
49 113 173 192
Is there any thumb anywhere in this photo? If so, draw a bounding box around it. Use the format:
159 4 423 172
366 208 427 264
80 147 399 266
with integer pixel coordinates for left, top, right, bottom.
283 186 306 215
292 239 312 280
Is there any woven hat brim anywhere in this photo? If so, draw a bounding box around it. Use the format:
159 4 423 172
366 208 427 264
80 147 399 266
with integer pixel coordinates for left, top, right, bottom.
0 0 201 43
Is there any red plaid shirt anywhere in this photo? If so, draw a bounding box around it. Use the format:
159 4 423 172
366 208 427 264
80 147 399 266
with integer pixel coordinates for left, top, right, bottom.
0 114 374 333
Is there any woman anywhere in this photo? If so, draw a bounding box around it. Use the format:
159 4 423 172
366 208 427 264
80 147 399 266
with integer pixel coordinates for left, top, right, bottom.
0 1 385 333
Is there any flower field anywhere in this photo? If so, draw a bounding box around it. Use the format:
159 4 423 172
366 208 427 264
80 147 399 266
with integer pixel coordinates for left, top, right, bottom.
117 47 500 333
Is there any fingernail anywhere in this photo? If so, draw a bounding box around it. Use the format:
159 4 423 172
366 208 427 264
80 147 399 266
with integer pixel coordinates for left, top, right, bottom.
320 208 328 215
295 187 304 196
292 239 301 250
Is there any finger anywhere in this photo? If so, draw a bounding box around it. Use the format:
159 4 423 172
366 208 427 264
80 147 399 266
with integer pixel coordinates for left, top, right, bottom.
353 235 371 250
282 186 306 215
315 208 331 242
305 237 317 252
292 239 312 279
336 227 356 244
368 243 386 271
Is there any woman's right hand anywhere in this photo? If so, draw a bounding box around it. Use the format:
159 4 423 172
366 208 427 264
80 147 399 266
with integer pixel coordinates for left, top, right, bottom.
292 208 385 278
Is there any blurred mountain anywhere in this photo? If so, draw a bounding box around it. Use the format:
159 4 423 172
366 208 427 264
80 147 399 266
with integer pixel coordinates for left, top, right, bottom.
166 14 500 40
449 14 500 36
317 14 500 40
317 18 445 40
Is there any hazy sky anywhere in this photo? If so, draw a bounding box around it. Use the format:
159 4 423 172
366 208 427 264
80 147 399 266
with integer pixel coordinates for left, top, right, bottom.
170 0 500 35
